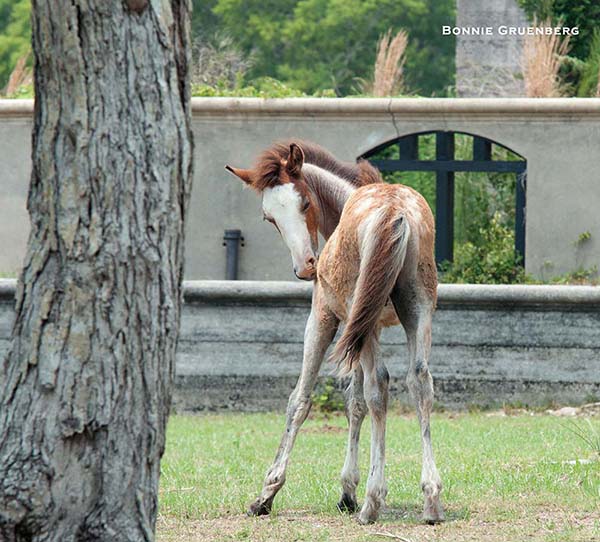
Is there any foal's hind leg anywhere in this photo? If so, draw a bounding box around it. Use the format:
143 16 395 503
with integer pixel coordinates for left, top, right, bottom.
403 301 444 523
357 337 389 525
338 365 368 513
248 285 338 516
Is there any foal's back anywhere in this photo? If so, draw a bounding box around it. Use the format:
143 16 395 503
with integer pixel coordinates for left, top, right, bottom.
317 182 437 329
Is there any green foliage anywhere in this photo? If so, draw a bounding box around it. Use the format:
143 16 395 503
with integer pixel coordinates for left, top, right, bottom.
575 230 592 245
0 0 30 90
577 30 600 97
211 0 297 80
440 212 529 284
192 76 335 98
518 0 600 96
519 0 555 21
193 0 455 96
6 82 32 98
547 265 598 286
1 1 456 97
519 0 600 61
311 378 344 413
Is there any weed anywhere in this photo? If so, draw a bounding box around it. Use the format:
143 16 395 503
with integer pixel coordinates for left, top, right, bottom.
312 378 345 414
564 419 600 456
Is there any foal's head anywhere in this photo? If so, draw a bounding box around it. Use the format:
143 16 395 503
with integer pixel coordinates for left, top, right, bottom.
226 143 319 280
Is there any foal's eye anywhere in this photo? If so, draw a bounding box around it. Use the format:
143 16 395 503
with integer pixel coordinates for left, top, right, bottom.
263 215 275 224
301 199 310 213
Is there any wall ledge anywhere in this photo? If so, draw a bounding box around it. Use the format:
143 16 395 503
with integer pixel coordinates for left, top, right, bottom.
1 279 599 309
3 98 600 119
189 97 600 117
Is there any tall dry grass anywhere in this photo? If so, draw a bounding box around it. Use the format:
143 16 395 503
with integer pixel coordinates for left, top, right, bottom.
522 19 570 97
4 53 32 96
192 35 253 89
367 29 408 97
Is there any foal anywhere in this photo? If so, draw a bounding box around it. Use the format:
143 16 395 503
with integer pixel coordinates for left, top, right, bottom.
226 141 443 525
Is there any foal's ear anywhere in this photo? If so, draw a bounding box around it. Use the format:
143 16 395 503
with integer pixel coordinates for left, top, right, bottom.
225 165 253 185
285 143 304 176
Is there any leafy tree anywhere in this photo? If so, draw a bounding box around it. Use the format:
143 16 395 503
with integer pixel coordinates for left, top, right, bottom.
519 0 600 60
519 0 600 95
192 0 219 39
2 0 455 97
194 0 455 96
0 0 30 90
211 0 298 82
577 30 600 97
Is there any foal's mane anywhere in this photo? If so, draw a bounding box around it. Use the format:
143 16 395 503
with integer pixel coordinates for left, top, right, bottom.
253 140 382 192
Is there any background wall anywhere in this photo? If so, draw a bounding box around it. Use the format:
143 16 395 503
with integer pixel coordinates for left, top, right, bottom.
1 98 600 280
2 280 598 411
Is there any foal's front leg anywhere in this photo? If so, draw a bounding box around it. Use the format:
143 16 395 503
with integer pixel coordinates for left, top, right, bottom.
248 287 338 516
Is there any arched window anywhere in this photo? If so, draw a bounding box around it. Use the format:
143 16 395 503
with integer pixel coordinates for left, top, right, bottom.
361 131 527 267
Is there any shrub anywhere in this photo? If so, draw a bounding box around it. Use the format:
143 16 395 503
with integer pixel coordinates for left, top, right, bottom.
441 212 529 284
192 77 335 98
4 82 32 98
312 378 345 414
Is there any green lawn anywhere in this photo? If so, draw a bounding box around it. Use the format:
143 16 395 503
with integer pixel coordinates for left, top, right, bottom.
157 411 599 542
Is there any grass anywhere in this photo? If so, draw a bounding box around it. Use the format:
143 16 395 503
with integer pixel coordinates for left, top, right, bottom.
157 411 600 541
522 18 571 97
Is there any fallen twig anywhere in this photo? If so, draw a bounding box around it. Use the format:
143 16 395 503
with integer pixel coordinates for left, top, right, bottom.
371 531 414 542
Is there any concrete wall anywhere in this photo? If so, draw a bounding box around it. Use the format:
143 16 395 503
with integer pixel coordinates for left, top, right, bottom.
0 102 32 274
456 0 528 97
1 98 600 280
1 279 599 411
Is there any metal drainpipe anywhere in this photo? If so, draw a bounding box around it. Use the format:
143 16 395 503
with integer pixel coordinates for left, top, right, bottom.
223 229 244 280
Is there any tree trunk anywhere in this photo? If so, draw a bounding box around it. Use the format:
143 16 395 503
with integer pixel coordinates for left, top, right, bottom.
0 1 193 540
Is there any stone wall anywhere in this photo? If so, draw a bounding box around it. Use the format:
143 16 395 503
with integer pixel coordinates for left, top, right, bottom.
456 0 528 97
2 98 600 280
1 280 599 411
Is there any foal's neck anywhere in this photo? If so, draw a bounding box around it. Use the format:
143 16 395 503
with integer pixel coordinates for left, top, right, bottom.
302 163 356 239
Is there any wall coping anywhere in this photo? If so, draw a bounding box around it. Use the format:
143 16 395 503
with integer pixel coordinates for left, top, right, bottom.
2 98 600 119
190 97 600 117
1 279 599 308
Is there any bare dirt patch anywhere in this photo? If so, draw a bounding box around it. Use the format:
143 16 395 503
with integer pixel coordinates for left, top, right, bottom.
157 506 599 542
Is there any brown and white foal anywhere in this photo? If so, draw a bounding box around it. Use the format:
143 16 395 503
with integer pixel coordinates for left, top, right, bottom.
226 141 443 525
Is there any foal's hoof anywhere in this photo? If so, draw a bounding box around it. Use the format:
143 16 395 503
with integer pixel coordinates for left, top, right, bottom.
423 514 444 525
422 482 444 524
336 493 358 514
356 500 381 525
247 497 273 516
356 510 377 525
422 502 445 524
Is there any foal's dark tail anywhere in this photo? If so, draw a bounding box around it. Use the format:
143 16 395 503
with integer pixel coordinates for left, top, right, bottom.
331 207 410 375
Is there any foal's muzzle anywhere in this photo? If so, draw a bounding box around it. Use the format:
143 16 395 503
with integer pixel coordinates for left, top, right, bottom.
293 255 317 281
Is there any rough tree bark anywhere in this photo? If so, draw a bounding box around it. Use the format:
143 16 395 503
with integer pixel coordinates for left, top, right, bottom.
0 1 193 540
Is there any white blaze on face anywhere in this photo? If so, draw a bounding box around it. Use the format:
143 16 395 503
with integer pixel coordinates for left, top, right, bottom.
262 183 315 277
